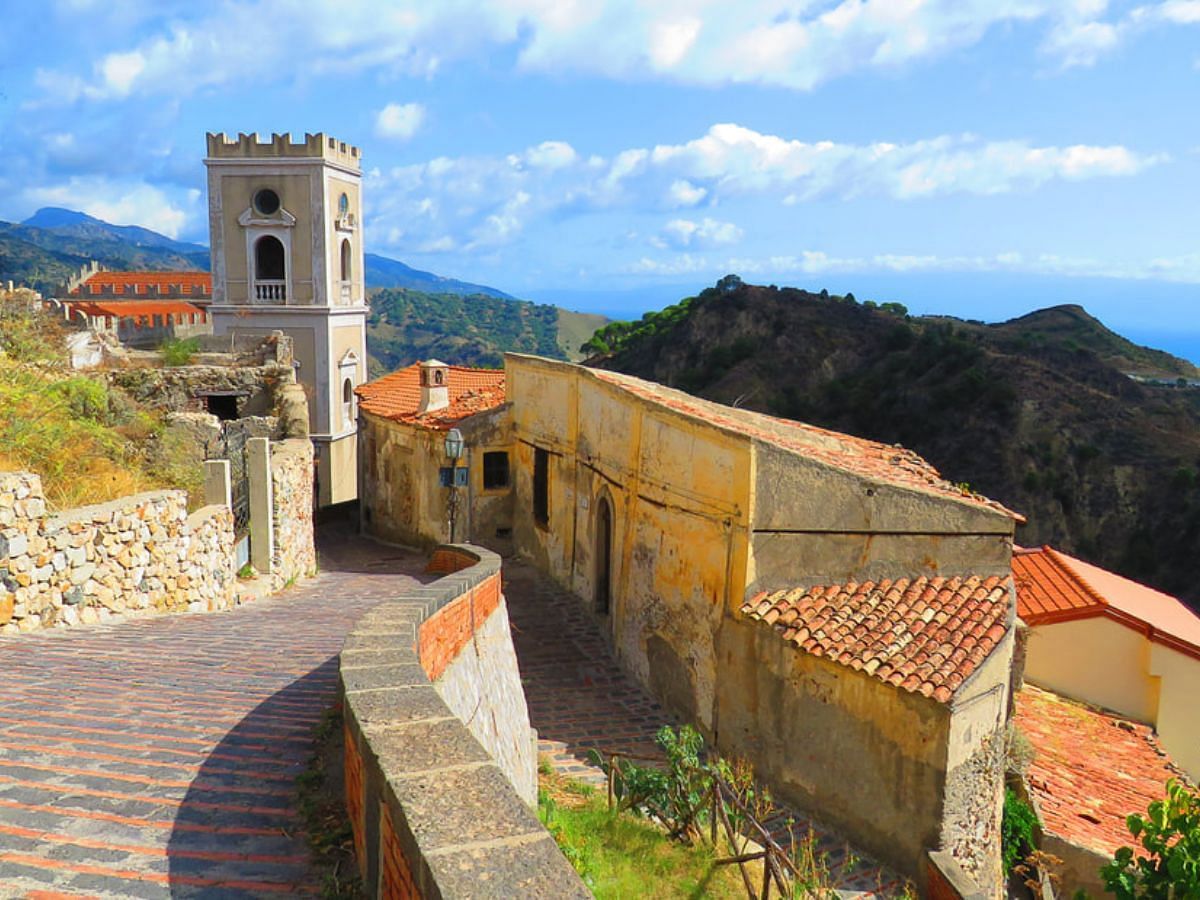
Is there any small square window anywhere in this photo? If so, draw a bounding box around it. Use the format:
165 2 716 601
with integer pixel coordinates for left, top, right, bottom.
483 451 510 490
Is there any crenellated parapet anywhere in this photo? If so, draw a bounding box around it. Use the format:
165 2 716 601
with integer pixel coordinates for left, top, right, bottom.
205 132 361 169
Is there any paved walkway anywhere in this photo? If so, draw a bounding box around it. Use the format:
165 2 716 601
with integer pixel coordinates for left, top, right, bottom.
0 525 428 899
503 560 908 898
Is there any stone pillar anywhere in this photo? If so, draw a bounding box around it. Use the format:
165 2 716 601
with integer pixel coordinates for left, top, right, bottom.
204 459 232 509
247 437 275 576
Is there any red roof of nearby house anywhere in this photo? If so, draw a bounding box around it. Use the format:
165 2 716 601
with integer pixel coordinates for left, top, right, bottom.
356 363 506 431
70 271 212 296
1015 684 1188 857
1014 546 1200 659
741 575 1013 703
590 369 1022 521
66 300 205 318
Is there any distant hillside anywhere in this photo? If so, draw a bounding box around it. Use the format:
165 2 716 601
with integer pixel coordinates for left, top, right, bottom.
364 253 515 299
0 209 209 293
22 208 208 257
367 288 586 376
590 277 1200 611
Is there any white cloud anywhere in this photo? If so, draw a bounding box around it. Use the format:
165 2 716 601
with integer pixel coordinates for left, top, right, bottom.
23 178 194 238
363 124 1163 257
30 0 1200 104
667 179 707 207
375 102 426 141
656 217 742 249
623 247 1200 284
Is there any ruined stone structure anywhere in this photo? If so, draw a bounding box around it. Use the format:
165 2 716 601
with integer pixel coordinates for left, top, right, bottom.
204 132 367 507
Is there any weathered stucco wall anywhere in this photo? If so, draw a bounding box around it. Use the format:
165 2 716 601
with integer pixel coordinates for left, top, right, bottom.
0 473 238 634
748 442 1013 591
714 613 951 881
507 355 752 733
360 407 514 553
340 544 585 899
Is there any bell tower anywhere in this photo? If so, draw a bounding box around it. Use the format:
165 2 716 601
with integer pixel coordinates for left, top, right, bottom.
204 132 367 507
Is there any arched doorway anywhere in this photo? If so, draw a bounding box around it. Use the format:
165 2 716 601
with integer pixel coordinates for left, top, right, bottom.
595 495 613 615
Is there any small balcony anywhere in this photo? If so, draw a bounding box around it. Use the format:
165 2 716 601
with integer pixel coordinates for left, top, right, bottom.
340 282 352 305
254 280 287 303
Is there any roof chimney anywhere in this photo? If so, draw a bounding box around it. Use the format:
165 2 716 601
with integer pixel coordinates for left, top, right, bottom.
418 359 450 414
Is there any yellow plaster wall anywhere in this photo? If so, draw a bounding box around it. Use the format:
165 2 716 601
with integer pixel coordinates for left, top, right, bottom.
507 355 752 730
1024 617 1159 723
714 614 951 881
1148 643 1200 781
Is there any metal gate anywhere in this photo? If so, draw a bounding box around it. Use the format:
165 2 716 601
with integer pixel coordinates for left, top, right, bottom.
210 428 251 568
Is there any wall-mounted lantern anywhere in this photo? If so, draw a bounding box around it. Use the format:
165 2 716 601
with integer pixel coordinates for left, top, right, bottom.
444 428 466 542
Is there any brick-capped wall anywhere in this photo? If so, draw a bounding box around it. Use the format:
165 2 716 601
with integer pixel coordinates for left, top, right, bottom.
340 544 587 899
417 573 501 682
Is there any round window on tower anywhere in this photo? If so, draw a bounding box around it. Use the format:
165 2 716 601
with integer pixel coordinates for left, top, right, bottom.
338 193 349 217
253 189 280 215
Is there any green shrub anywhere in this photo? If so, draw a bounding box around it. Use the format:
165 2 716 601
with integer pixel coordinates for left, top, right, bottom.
1002 788 1038 875
160 337 200 366
1101 779 1200 899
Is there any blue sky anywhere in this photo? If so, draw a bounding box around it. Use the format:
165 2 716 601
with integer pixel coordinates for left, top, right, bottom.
1 1 1198 360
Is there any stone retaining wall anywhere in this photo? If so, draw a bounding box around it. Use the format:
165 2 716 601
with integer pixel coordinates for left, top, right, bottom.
341 544 586 899
0 473 238 634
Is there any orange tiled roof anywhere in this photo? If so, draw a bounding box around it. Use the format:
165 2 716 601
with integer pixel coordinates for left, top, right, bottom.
356 363 505 431
741 575 1013 703
1014 546 1200 659
590 369 1022 521
70 271 211 296
66 300 205 318
1016 684 1189 856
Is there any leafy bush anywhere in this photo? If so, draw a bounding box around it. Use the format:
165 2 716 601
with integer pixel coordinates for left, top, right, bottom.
1101 779 1200 899
160 337 199 366
1002 788 1038 875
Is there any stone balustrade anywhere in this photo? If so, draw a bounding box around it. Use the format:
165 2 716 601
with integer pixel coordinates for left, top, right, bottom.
340 544 587 899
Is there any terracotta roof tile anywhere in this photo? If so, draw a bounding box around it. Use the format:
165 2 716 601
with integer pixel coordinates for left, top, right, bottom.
740 575 1012 703
1015 684 1190 857
589 369 1022 521
1014 545 1200 658
65 300 205 318
356 363 505 431
70 271 212 296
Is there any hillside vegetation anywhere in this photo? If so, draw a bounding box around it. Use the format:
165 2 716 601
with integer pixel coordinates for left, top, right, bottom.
590 277 1200 611
366 287 604 375
0 301 200 509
